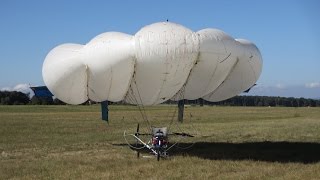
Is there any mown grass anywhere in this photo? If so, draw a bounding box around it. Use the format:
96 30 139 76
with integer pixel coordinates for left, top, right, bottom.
1 105 320 179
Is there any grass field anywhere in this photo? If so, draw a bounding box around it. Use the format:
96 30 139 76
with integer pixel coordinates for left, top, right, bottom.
1 105 320 179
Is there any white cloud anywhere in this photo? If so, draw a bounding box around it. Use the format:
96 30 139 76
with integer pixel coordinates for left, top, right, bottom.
13 84 32 94
305 82 320 88
275 83 286 89
0 87 11 91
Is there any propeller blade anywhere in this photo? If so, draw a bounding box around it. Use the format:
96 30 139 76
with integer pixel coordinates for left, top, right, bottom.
137 123 140 133
172 132 194 137
138 133 152 136
135 123 140 136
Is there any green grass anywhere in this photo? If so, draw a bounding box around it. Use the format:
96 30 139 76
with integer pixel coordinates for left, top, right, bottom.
1 105 320 179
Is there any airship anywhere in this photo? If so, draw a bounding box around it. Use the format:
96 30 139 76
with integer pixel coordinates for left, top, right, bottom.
42 22 262 107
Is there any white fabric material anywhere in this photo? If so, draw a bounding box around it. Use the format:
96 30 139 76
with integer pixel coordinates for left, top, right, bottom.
42 44 87 104
83 32 135 102
124 22 199 105
42 22 262 105
203 39 263 102
174 29 238 100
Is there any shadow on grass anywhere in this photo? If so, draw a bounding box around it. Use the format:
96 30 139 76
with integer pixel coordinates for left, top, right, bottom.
170 141 320 164
114 141 320 164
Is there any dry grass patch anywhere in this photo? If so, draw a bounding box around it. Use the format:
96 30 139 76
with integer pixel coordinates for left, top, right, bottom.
1 105 320 179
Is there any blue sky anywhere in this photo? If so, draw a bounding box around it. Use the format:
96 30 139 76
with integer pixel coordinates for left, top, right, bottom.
0 0 319 98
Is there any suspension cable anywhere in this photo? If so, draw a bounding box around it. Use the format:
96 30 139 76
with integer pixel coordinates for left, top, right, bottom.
130 80 152 131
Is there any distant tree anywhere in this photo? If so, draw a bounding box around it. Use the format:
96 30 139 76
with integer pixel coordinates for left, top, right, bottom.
0 96 10 105
197 95 320 107
30 96 53 105
53 98 66 105
310 99 316 107
30 96 40 105
0 91 29 105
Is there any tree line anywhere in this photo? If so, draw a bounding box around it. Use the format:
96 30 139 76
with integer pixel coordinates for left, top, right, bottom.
0 90 319 107
0 91 64 105
197 96 320 107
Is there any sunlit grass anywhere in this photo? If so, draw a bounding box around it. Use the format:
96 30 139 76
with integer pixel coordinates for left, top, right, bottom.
1 105 320 179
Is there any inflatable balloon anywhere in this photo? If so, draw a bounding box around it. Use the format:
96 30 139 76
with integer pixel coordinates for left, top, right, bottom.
124 22 199 105
42 22 262 105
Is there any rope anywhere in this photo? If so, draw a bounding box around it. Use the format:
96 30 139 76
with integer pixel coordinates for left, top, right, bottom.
167 83 186 131
128 80 152 132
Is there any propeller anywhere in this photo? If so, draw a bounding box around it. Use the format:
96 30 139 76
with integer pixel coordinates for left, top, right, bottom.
172 132 194 137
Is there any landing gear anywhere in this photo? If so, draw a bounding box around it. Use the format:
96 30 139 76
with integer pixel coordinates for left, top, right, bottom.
135 123 141 158
124 124 193 161
157 150 160 161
